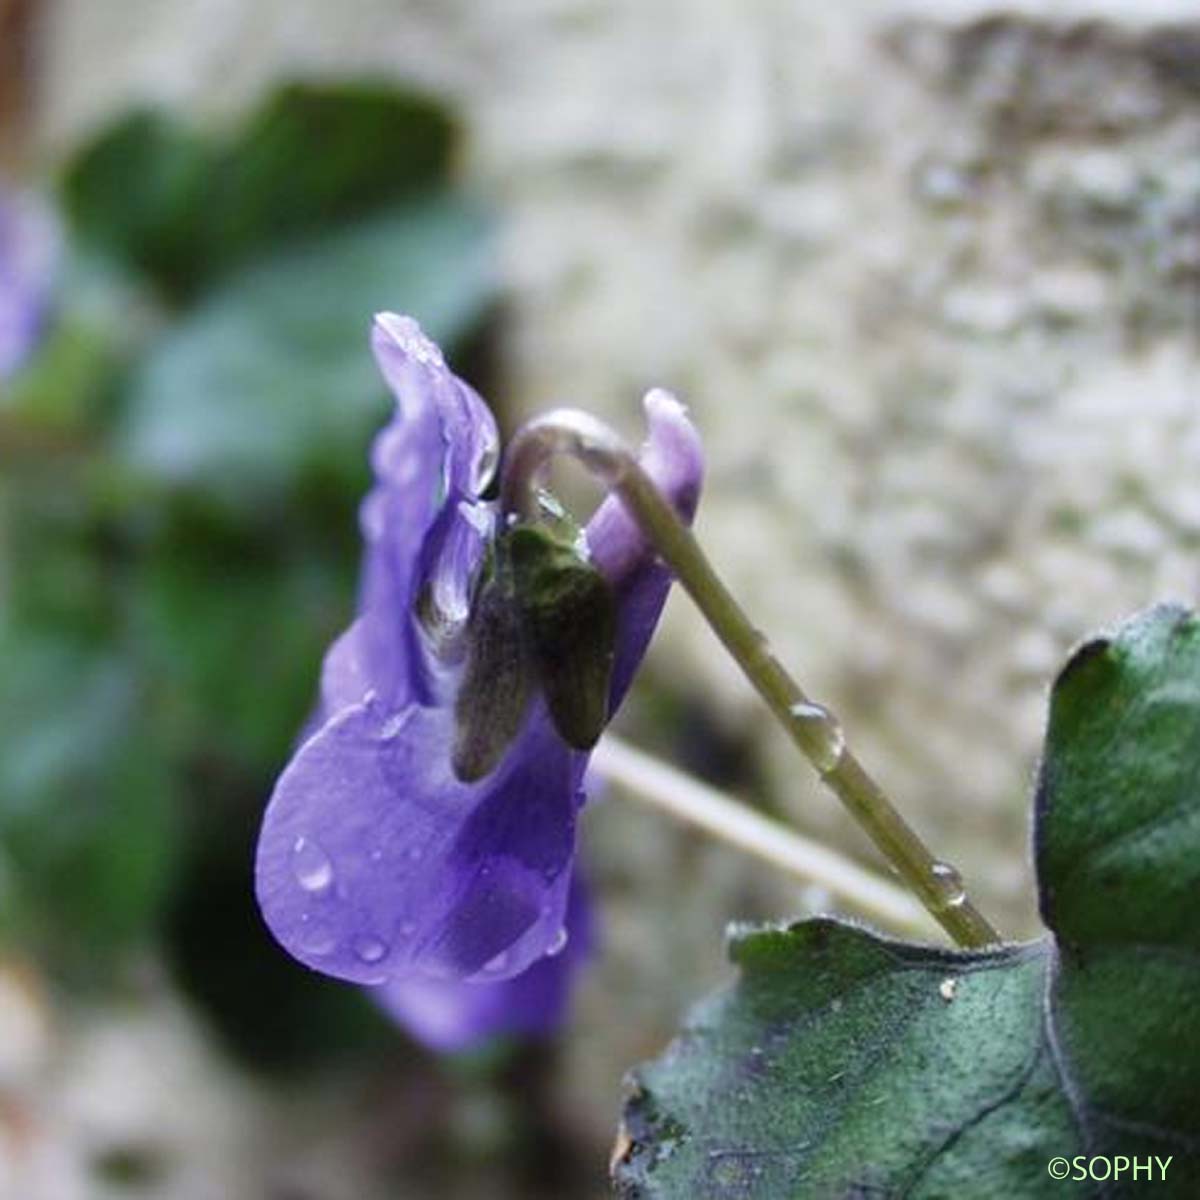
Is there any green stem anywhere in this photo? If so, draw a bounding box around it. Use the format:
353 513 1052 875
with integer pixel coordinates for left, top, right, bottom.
501 409 1001 949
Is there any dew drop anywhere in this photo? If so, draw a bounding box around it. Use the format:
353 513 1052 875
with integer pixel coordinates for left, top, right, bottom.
546 927 569 958
379 712 406 740
480 948 510 976
291 837 334 894
354 935 388 964
929 861 966 909
788 702 846 773
534 488 568 522
299 927 336 957
359 492 386 541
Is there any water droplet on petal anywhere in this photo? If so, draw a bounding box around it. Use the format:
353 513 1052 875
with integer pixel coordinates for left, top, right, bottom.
471 439 499 496
480 948 510 976
788 702 846 773
546 927 569 958
379 712 406 740
354 935 388 964
291 837 334 894
359 492 386 541
299 926 336 957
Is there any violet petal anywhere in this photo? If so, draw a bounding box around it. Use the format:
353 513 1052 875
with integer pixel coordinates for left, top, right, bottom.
256 696 580 986
374 874 593 1051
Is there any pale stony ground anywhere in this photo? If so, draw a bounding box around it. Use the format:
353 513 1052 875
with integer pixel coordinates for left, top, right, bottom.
14 0 1200 1194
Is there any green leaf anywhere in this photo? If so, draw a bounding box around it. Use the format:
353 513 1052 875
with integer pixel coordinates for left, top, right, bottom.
61 82 456 300
134 535 353 770
1034 604 1200 1165
1035 605 1200 952
0 316 123 434
0 632 177 968
615 604 1200 1198
114 198 492 505
59 110 210 298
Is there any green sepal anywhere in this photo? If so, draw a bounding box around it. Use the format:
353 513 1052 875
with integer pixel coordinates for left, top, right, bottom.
450 554 535 783
450 521 617 781
508 524 616 752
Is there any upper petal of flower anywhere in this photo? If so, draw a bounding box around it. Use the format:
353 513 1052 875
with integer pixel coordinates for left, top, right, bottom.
586 388 705 705
320 315 498 714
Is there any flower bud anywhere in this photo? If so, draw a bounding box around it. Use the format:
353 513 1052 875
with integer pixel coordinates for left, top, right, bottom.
451 524 616 782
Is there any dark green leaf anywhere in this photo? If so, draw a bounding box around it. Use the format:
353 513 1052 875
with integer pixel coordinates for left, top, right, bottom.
186 82 455 293
0 632 177 967
1034 604 1200 952
59 110 210 297
61 82 457 299
616 604 1200 1198
1034 603 1200 1165
134 538 352 770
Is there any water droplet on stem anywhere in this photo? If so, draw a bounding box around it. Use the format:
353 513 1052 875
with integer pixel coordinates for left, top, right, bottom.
929 861 966 909
788 702 846 773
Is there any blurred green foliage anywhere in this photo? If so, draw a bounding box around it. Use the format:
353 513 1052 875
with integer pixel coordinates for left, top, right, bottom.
62 83 459 300
0 81 493 1061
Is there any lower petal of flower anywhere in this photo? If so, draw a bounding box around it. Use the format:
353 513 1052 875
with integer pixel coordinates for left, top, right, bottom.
373 875 593 1051
255 697 582 986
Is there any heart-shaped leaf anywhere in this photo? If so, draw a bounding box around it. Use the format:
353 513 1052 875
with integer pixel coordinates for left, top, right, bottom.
615 603 1200 1197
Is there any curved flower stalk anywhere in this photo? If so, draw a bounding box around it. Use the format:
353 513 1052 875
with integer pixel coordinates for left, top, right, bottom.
256 314 703 1046
0 187 56 379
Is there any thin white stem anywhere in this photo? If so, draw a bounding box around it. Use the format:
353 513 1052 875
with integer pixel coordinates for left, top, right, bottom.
592 735 937 939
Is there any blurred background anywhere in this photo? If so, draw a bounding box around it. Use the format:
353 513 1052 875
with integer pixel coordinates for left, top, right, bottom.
1 1 1197 1197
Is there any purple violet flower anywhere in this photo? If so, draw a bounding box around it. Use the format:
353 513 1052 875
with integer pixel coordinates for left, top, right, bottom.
0 187 56 380
255 313 702 1048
